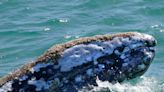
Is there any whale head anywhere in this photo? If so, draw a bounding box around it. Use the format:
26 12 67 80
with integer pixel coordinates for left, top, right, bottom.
0 32 156 91
116 33 156 81
57 32 157 85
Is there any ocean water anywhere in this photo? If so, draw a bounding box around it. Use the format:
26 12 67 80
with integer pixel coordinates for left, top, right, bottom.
0 0 164 91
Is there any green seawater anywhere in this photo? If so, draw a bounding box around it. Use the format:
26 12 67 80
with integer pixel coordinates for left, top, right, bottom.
0 0 163 91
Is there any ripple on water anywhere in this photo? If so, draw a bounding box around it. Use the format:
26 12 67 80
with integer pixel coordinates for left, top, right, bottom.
0 0 163 91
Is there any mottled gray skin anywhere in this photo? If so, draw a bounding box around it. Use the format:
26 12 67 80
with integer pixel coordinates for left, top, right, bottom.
0 32 156 92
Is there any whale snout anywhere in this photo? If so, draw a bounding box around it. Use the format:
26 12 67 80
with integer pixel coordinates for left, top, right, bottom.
121 33 156 79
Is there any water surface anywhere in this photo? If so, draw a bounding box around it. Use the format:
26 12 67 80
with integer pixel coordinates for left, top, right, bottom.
0 0 164 91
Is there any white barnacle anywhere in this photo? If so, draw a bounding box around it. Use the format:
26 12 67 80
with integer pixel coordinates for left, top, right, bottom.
111 37 122 47
0 81 13 91
129 42 143 49
30 63 53 73
124 58 130 63
93 59 98 65
98 64 105 69
149 47 155 51
143 34 154 40
121 37 131 45
145 52 153 58
75 75 83 82
122 63 128 67
123 47 130 53
0 89 5 92
28 78 49 91
19 75 28 81
86 69 93 76
114 50 121 55
63 78 68 83
120 54 126 59
119 71 122 74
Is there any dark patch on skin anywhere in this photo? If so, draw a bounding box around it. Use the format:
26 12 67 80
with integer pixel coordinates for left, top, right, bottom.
24 85 36 92
117 46 125 53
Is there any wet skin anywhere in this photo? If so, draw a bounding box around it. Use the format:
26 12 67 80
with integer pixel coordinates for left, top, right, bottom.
0 32 156 92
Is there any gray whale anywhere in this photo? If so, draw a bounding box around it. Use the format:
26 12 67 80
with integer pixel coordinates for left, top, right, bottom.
0 32 156 92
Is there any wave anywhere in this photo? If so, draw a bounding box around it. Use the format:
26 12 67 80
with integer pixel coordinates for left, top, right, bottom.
89 76 164 92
